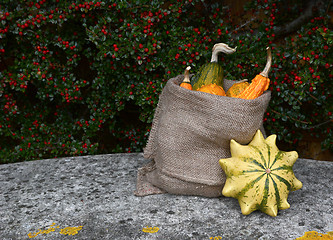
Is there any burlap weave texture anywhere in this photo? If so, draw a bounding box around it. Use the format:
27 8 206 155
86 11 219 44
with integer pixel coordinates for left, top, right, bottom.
135 74 271 197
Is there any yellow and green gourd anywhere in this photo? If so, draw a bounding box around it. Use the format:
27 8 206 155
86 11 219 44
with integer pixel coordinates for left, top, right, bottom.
226 79 250 97
219 130 303 217
191 43 236 90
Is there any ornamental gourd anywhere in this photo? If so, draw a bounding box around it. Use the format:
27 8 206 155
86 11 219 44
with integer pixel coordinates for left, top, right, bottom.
219 130 303 217
197 83 226 96
191 43 236 91
180 66 192 90
226 79 250 97
234 47 272 99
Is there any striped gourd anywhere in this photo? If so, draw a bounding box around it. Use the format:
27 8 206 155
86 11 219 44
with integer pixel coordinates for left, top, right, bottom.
191 43 236 90
219 130 303 217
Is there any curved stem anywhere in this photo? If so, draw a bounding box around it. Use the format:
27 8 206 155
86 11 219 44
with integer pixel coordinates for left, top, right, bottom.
183 66 191 83
238 79 249 83
260 47 272 77
210 43 237 62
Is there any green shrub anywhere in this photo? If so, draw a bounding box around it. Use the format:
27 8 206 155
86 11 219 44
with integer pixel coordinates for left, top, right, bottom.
0 0 332 163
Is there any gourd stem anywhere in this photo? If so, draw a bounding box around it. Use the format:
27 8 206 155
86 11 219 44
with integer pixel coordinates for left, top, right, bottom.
238 79 248 83
210 43 237 62
260 47 272 77
183 66 191 83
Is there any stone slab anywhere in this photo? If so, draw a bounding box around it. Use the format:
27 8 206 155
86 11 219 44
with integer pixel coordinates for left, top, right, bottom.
0 153 332 240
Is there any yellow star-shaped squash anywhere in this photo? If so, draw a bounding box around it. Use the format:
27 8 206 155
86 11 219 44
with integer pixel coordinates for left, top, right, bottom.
219 130 303 217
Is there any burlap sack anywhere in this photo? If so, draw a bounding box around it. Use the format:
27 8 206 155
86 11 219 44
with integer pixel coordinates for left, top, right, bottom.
134 74 271 197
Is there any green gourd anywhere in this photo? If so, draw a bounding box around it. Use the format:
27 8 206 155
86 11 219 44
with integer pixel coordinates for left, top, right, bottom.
191 43 236 91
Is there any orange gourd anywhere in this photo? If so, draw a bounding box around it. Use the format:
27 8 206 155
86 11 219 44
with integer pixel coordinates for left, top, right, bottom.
180 66 192 90
226 80 250 97
197 83 226 96
234 47 272 100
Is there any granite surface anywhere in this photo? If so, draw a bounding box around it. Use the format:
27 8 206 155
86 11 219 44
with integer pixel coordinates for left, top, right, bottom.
0 153 332 240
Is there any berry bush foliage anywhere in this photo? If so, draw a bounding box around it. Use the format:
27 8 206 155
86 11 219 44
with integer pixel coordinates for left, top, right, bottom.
0 0 332 163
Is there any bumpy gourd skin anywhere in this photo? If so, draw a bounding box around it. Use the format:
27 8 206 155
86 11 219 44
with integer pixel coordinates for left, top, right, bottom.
197 83 226 96
235 74 270 99
226 81 250 97
219 130 303 217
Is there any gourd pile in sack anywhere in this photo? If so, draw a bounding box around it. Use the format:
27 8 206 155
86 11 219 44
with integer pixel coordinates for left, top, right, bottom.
180 43 271 99
135 43 302 217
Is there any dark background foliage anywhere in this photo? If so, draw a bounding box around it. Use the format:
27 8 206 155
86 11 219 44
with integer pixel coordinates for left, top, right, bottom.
0 0 332 163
